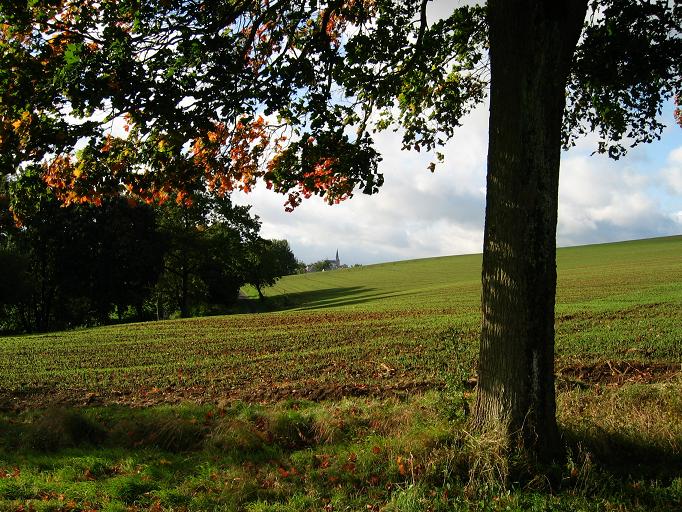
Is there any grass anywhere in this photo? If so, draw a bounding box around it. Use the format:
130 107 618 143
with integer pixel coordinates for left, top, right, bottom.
1 236 679 409
0 391 680 511
0 397 464 511
0 235 680 510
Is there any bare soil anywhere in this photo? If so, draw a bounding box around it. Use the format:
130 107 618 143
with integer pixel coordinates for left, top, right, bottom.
556 360 681 389
2 361 678 412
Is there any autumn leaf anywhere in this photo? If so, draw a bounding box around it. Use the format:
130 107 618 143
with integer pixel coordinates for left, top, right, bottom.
397 456 406 476
343 463 356 473
317 454 331 469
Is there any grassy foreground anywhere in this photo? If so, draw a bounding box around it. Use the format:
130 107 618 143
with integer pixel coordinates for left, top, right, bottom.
0 236 681 510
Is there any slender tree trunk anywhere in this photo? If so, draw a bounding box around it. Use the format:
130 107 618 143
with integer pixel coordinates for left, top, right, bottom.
37 247 50 332
475 0 587 461
135 302 144 321
180 262 189 318
156 294 162 320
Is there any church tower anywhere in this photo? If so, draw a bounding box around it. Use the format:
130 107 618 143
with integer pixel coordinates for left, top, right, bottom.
335 249 340 267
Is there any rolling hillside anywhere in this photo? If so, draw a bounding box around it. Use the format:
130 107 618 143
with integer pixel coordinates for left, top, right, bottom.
1 236 680 409
246 235 682 320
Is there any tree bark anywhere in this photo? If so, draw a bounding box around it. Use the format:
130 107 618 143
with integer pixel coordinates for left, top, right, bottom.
475 0 588 461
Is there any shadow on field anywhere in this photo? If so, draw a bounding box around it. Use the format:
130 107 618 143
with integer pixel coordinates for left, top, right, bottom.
265 286 428 312
295 288 423 310
239 286 389 311
563 426 682 482
284 286 378 309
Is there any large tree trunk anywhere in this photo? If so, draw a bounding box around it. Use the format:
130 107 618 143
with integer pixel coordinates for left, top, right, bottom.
475 0 587 461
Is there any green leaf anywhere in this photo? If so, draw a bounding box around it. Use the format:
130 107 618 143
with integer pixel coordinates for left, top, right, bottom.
64 43 82 65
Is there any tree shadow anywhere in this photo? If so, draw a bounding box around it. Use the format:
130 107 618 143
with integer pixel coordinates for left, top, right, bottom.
562 425 682 482
295 288 423 311
235 286 378 313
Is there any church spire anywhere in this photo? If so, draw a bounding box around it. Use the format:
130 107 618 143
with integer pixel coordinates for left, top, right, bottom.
335 249 340 266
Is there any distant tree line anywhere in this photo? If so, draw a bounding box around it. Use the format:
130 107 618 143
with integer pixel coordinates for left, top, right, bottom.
0 170 299 333
307 259 339 273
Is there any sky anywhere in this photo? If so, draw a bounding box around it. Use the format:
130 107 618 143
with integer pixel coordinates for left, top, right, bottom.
232 96 681 266
59 1 680 267
84 0 679 266
229 0 682 266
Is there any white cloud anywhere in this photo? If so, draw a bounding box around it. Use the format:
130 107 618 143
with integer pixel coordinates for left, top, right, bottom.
661 146 682 195
557 152 681 246
235 100 681 265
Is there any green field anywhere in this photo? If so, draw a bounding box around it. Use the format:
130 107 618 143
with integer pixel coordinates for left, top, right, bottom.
0 236 681 511
1 236 680 409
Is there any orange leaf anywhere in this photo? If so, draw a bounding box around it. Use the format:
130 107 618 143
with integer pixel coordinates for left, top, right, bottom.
397 457 406 476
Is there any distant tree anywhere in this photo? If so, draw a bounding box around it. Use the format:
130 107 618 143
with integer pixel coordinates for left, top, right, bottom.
0 187 31 327
0 246 33 332
86 198 164 322
155 195 260 317
244 239 299 300
153 202 204 319
198 221 255 309
308 259 336 273
6 167 82 331
4 169 164 330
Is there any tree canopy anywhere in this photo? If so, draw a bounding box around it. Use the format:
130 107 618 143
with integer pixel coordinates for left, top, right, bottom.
0 0 678 208
244 238 299 300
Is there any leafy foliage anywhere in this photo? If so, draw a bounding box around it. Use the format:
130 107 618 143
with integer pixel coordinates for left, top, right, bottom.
0 0 388 209
0 0 678 214
152 193 261 318
2 168 165 331
0 172 293 331
564 0 682 158
244 239 299 300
